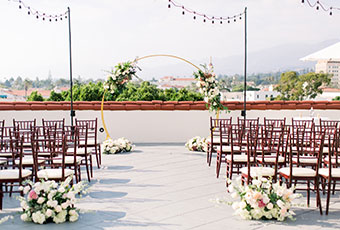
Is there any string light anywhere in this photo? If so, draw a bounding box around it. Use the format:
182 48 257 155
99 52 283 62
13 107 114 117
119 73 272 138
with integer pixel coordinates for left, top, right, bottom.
9 0 67 22
168 0 245 25
301 0 340 15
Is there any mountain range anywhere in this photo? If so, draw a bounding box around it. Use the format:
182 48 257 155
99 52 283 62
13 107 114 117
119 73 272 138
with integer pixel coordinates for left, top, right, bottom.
138 39 340 79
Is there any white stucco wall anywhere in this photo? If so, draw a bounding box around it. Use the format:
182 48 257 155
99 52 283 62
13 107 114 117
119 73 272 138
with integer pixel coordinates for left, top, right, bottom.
1 109 340 143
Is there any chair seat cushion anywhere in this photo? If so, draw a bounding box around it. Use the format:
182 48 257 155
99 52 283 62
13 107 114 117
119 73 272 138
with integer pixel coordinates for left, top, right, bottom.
218 146 241 153
226 154 253 162
319 168 340 178
279 167 316 177
0 159 6 165
0 153 13 158
207 136 221 144
241 167 275 177
256 156 285 163
292 157 318 164
37 169 74 179
0 169 32 179
53 156 82 164
67 147 92 155
15 157 45 166
79 140 97 146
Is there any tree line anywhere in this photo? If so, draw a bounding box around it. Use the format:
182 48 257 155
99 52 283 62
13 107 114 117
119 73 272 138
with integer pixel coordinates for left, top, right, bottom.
27 81 204 102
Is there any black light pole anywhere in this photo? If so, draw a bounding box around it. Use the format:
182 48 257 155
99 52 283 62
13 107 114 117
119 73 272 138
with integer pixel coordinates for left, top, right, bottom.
243 7 247 122
67 7 75 129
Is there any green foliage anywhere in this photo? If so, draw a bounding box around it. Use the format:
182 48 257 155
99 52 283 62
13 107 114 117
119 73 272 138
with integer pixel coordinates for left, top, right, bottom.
45 81 203 102
27 91 44 101
48 91 65 101
274 71 331 101
333 96 340 101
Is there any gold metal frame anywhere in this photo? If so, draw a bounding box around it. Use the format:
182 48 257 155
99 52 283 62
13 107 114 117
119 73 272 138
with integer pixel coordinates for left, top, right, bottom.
101 54 203 140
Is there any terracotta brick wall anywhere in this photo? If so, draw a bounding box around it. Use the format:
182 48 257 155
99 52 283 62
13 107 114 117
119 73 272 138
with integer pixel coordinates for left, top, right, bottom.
1 101 340 111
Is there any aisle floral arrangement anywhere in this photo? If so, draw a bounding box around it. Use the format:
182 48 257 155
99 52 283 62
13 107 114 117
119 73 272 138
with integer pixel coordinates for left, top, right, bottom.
103 137 134 154
185 136 208 152
226 177 301 221
194 64 228 113
19 176 87 224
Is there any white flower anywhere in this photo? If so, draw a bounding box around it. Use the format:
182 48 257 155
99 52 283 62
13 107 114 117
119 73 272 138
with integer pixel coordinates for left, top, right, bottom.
55 205 62 213
69 209 77 216
20 213 29 222
277 200 285 209
20 201 29 210
58 187 65 193
45 209 54 218
69 212 79 222
239 209 252 220
250 208 264 220
262 194 270 204
267 202 274 210
23 185 31 195
61 202 69 209
47 200 58 208
37 197 45 204
32 211 46 224
53 210 67 224
239 201 247 209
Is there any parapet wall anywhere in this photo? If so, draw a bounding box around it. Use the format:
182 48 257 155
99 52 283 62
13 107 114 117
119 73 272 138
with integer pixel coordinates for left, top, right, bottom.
1 100 340 111
1 101 340 143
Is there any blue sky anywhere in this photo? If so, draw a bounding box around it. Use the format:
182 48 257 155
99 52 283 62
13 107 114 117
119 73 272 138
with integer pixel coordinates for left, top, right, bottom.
0 0 339 80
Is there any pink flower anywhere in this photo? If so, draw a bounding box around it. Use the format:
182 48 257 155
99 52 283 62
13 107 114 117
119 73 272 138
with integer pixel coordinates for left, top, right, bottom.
29 190 38 200
258 199 266 208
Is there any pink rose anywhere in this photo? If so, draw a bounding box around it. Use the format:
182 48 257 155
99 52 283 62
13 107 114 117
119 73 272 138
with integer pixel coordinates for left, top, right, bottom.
29 190 38 200
258 199 266 208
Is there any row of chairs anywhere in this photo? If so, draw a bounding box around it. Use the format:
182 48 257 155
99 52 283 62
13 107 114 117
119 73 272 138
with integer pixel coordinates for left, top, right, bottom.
207 117 340 215
0 118 101 210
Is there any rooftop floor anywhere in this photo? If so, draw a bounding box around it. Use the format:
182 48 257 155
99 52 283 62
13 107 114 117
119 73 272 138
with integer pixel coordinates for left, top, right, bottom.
1 144 340 229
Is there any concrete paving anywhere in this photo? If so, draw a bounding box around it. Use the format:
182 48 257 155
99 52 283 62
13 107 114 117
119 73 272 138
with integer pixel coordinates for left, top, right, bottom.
1 144 340 229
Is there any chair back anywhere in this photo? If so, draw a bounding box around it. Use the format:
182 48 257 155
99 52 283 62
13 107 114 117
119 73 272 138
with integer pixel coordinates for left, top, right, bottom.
13 119 36 131
264 117 286 130
75 118 97 145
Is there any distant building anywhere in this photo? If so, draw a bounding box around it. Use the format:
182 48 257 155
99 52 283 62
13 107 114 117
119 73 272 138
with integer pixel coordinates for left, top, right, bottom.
158 76 196 89
0 88 51 101
301 42 340 84
221 85 280 101
315 60 340 83
315 87 340 101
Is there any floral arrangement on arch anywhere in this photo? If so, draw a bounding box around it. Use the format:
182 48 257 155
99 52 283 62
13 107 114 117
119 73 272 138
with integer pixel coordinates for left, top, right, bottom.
19 176 87 224
185 136 208 152
226 177 301 221
103 137 134 154
104 61 140 94
194 64 227 113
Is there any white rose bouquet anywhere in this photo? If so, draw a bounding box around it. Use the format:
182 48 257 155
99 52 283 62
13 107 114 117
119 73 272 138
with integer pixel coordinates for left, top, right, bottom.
103 137 134 154
227 177 301 221
185 136 208 152
19 176 87 224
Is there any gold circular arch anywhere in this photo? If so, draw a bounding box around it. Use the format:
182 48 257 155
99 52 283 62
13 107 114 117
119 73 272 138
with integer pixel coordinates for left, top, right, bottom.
101 54 202 140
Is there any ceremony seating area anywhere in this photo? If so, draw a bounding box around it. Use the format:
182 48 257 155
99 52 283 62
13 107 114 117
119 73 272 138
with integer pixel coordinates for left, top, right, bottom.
208 117 340 215
0 118 100 210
